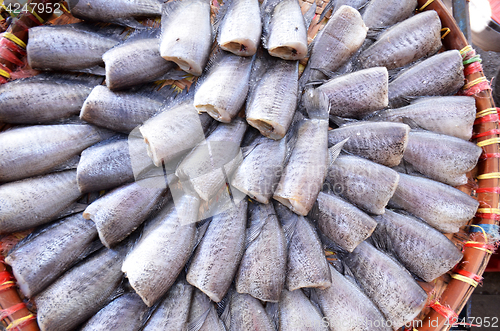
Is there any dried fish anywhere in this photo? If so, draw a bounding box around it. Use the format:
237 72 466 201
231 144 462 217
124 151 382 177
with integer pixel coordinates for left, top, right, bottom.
228 291 275 331
362 0 417 28
310 191 377 252
187 200 247 302
187 289 226 331
5 213 97 298
278 288 327 330
388 173 479 233
327 122 410 167
373 210 463 282
0 170 82 234
160 0 212 76
0 124 111 183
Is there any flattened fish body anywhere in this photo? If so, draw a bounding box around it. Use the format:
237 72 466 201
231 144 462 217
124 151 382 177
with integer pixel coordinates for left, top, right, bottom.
228 291 275 331
362 0 417 28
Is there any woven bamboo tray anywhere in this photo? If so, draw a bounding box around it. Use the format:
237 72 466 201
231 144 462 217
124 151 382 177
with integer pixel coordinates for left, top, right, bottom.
0 0 498 330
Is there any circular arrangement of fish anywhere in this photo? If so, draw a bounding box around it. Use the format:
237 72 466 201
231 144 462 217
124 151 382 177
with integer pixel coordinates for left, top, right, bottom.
0 0 483 330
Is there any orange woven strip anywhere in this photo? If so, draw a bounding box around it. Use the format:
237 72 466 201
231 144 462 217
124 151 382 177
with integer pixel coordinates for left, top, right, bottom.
475 213 500 220
454 268 483 284
0 271 12 285
429 301 458 324
463 241 495 254
472 129 500 139
0 303 26 320
464 61 483 76
462 82 491 96
0 282 16 292
480 153 500 160
474 114 499 124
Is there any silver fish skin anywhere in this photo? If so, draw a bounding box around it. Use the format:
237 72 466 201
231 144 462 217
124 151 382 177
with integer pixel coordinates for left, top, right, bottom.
218 0 262 56
35 245 128 331
103 37 175 91
359 11 442 70
388 173 479 233
333 0 369 12
143 279 193 331
188 290 226 331
228 291 275 331
83 177 166 248
317 67 389 119
80 293 149 331
235 202 287 302
368 96 476 140
388 50 465 108
273 118 329 216
0 170 81 234
80 85 164 133
122 195 199 306
263 0 308 60
231 136 287 204
304 5 367 82
402 130 482 186
67 0 162 28
0 77 96 124
27 24 120 72
311 191 377 252
315 264 391 331
343 241 428 329
194 51 253 123
4 213 97 298
373 210 463 282
326 155 400 215
160 0 212 76
140 99 210 167
187 199 247 302
327 122 410 167
362 0 417 28
286 214 332 291
176 118 247 201
246 59 298 139
76 136 135 193
0 124 111 183
278 288 327 331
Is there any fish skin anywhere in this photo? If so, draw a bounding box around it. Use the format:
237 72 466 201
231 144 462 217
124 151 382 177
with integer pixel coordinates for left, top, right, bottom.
264 0 308 60
342 241 428 329
367 96 476 140
27 24 120 72
175 118 247 201
327 122 410 167
194 51 253 123
231 136 287 204
4 213 97 298
273 118 329 216
373 210 463 282
285 215 332 291
359 11 442 70
0 77 95 124
0 170 82 234
140 99 210 167
278 288 327 331
228 291 275 331
235 202 287 302
80 85 164 133
218 0 262 56
388 173 479 233
35 245 128 331
311 191 377 252
143 279 193 331
333 0 369 12
67 0 162 27
187 200 247 302
388 50 465 108
80 292 149 331
246 59 299 139
103 38 175 91
402 130 482 186
122 195 199 306
83 177 167 248
159 0 212 76
361 0 418 28
76 136 135 193
326 155 400 215
317 67 389 119
315 264 391 331
188 289 226 331
304 5 367 82
0 124 111 183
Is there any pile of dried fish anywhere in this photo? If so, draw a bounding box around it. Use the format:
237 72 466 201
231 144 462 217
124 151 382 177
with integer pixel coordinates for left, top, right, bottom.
0 0 482 330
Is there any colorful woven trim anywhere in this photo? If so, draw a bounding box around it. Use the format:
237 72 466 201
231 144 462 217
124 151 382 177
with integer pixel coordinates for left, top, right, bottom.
0 303 26 320
429 301 458 324
1 32 26 49
472 128 500 139
419 0 435 11
5 314 36 330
